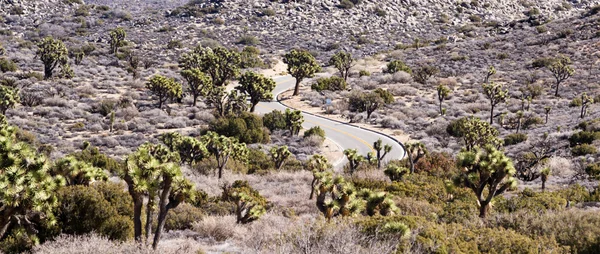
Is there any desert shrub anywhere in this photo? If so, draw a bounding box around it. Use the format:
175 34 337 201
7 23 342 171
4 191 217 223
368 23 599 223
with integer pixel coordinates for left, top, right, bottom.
0 228 37 254
237 35 260 46
359 70 371 77
414 152 458 178
495 188 567 213
585 163 600 179
385 173 448 204
311 76 346 92
504 133 528 146
263 109 286 131
304 126 325 139
209 112 270 144
531 57 554 68
261 8 276 16
373 88 394 104
70 145 122 173
0 58 18 72
446 117 467 137
568 131 600 146
384 60 412 74
56 185 133 241
92 182 133 217
571 144 597 156
164 203 204 231
247 148 274 174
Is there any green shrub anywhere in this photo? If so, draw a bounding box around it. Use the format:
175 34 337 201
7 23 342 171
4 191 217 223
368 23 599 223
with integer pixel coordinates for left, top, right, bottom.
247 148 274 174
338 0 355 9
585 163 600 179
56 185 133 241
70 145 122 173
261 8 275 16
164 203 204 231
495 188 567 213
572 144 597 156
92 182 133 217
384 60 412 74
236 35 260 46
359 70 370 77
0 58 18 72
311 76 347 92
568 131 600 146
373 88 394 104
503 133 528 146
414 152 458 178
263 109 286 131
0 228 36 254
304 126 325 139
209 112 270 144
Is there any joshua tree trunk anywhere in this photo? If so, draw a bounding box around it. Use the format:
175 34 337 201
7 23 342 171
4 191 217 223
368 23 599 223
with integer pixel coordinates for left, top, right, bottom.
293 78 301 96
192 95 198 107
439 101 443 115
250 102 257 113
144 196 155 244
407 152 415 174
489 104 494 124
309 177 317 200
479 202 489 218
152 179 173 250
554 80 561 97
0 211 13 240
133 198 143 242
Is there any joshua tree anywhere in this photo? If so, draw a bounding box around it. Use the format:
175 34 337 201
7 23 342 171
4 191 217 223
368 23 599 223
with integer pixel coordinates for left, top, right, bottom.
580 93 594 118
206 88 248 117
544 106 552 124
50 156 107 186
449 117 502 151
0 125 63 240
36 36 69 79
308 154 330 200
329 51 354 81
180 68 212 106
284 108 304 136
314 172 363 221
384 164 409 181
270 145 292 170
482 82 508 124
283 49 321 96
437 84 451 115
516 111 524 133
373 139 392 169
540 167 551 192
404 142 427 173
484 65 496 83
108 27 126 55
145 75 182 109
456 145 517 218
344 148 365 175
547 56 574 97
0 85 20 114
179 46 241 87
360 189 399 216
125 50 140 79
201 131 249 179
236 71 276 112
160 132 208 166
222 180 267 224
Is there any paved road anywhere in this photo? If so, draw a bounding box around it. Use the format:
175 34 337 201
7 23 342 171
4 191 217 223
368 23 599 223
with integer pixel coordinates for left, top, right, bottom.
255 75 405 169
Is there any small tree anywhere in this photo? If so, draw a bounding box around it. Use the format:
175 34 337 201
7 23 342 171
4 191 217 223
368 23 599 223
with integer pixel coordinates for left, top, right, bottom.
482 82 508 124
580 93 594 119
344 148 365 175
236 71 276 112
125 50 140 79
283 49 321 96
384 60 412 74
329 51 354 81
36 37 69 79
108 27 126 55
284 108 304 136
179 46 241 87
412 65 438 84
222 180 267 224
145 75 183 109
544 106 552 124
449 117 502 151
348 91 387 120
160 132 208 166
484 65 496 84
269 145 292 170
373 139 392 169
51 156 107 186
180 68 211 106
0 85 19 114
384 164 409 181
456 145 517 218
437 84 451 115
308 154 330 200
404 142 427 173
201 131 249 179
540 167 550 192
206 87 248 117
547 56 574 97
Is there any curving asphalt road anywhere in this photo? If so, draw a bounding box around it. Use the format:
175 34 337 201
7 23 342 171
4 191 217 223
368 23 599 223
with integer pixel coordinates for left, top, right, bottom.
255 75 405 169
